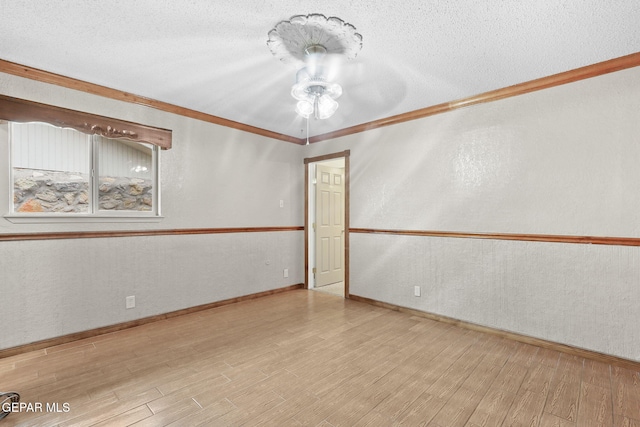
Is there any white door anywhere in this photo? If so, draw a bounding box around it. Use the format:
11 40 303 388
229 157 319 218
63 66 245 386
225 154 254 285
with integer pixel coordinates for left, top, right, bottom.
315 164 345 287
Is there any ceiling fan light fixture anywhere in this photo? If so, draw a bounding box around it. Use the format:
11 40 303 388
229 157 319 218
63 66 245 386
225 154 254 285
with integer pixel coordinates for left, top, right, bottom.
267 13 361 120
296 100 314 118
291 71 342 120
291 70 342 101
315 95 339 119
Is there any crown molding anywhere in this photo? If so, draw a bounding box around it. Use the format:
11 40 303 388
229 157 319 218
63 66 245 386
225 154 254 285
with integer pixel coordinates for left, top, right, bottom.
2 52 640 145
309 51 640 143
0 59 305 145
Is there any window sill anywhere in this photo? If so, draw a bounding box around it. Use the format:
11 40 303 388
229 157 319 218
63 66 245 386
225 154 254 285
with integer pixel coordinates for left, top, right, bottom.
4 214 164 224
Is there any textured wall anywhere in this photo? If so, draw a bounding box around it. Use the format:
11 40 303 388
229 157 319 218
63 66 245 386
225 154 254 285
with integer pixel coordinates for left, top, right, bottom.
0 72 305 350
350 233 640 361
0 231 303 350
363 70 640 237
0 73 305 234
306 66 640 361
4 65 640 360
306 67 640 236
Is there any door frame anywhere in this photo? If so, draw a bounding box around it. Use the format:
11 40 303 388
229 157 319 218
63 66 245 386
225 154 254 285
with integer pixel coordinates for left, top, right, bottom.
304 150 350 297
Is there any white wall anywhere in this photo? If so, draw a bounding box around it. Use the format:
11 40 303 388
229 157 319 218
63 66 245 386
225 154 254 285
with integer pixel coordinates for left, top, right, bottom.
1 231 302 350
306 66 640 361
3 65 640 361
0 72 305 350
351 234 640 361
0 73 305 233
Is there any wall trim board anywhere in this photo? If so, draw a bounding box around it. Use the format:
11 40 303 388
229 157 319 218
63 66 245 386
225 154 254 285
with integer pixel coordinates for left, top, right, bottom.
349 294 640 370
350 227 640 247
0 226 304 242
308 51 640 143
0 284 304 359
3 53 640 146
0 59 303 145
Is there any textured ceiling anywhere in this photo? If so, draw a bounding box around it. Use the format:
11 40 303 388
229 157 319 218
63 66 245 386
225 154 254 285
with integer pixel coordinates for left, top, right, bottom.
1 1 640 139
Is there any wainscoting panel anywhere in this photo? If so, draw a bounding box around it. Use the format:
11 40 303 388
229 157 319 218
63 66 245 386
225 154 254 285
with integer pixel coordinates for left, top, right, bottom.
0 230 303 350
350 232 640 362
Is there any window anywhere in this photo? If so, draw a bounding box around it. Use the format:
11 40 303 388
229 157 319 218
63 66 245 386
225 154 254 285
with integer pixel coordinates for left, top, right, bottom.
10 121 158 216
1 94 171 222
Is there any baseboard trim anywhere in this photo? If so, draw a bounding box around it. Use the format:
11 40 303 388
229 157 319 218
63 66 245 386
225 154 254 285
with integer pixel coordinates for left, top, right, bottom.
349 294 640 371
0 284 304 359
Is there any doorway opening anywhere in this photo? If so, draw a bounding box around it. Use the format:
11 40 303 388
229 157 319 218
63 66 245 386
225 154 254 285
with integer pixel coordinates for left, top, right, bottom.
304 150 350 298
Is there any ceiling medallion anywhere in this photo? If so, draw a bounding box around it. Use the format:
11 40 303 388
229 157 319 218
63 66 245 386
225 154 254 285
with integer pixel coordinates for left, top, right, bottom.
267 14 363 120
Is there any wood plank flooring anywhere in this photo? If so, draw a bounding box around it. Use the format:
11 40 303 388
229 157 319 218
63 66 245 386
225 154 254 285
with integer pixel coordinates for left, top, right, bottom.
1 289 639 426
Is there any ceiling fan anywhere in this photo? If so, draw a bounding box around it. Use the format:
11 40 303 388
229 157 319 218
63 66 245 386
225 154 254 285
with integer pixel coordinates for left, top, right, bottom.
266 14 363 121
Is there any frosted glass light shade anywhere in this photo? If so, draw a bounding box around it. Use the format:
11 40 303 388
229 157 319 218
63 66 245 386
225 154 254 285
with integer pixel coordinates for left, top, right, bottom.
295 100 314 118
315 95 339 119
291 67 342 119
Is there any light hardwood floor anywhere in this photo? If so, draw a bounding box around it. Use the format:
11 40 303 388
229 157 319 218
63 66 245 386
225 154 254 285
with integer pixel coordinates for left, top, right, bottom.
1 289 639 426
312 282 344 298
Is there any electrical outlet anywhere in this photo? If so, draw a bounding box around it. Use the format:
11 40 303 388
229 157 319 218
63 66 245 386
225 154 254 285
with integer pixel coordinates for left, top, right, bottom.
284 268 289 278
414 286 421 297
279 199 284 208
126 295 136 309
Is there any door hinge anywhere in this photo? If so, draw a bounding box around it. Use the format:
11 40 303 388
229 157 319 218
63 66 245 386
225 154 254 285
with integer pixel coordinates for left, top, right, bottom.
312 268 316 276
312 222 316 231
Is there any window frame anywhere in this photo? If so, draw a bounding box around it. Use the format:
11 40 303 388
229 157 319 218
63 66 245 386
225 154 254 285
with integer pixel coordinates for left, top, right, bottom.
1 95 171 223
